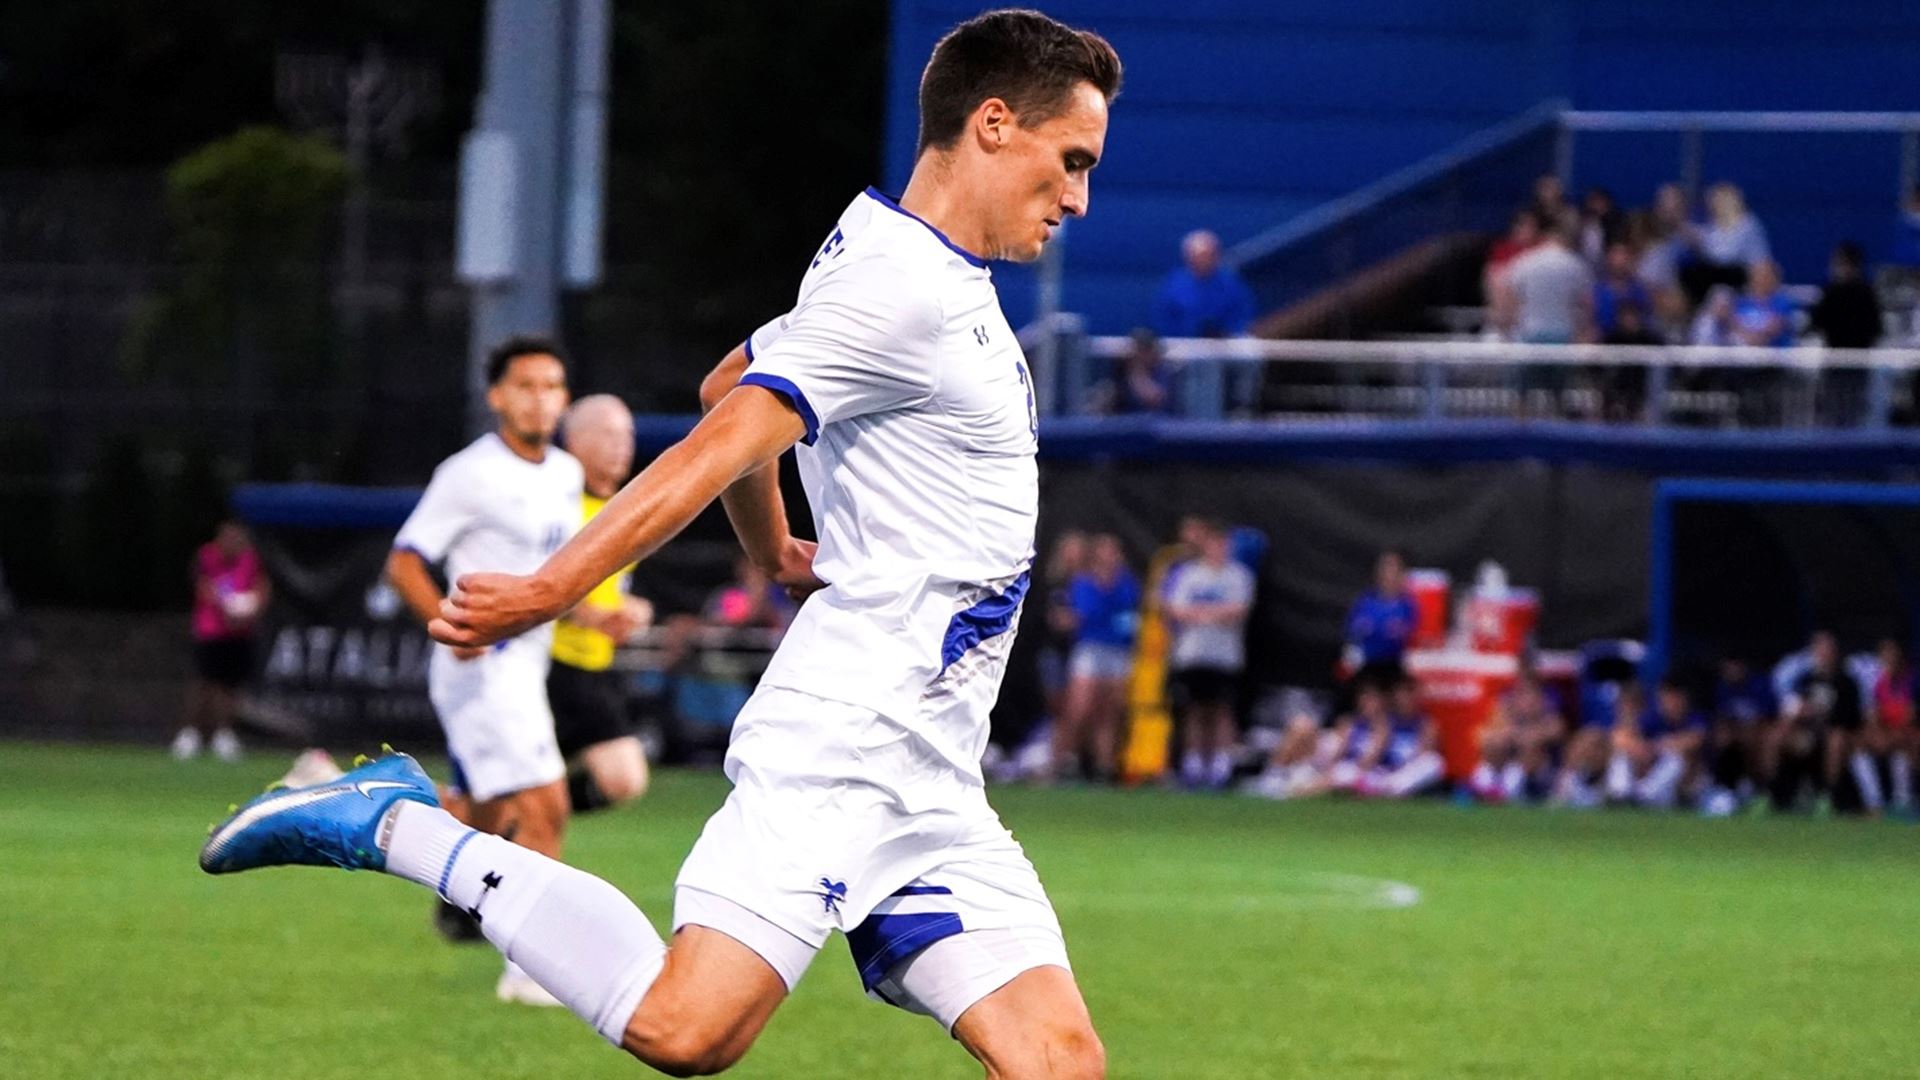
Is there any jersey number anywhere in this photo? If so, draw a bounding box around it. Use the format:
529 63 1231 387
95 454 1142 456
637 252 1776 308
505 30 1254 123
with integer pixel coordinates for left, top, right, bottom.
811 228 845 269
1015 359 1038 442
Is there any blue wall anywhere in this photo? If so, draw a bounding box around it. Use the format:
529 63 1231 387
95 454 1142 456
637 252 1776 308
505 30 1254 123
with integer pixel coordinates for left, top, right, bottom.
883 1 1920 332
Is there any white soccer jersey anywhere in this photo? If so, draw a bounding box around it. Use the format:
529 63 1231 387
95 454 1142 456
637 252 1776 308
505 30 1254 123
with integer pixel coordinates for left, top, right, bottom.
393 433 583 687
738 188 1039 781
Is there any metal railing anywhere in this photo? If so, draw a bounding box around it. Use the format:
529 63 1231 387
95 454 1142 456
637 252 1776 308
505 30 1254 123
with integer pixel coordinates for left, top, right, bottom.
1051 335 1920 428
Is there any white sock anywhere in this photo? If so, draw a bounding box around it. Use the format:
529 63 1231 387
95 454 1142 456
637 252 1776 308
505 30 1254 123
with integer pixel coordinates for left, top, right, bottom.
1471 762 1496 793
1180 750 1204 783
1635 751 1684 808
1892 752 1914 810
383 803 664 1043
1499 761 1526 800
1381 753 1444 797
1207 751 1234 786
1605 753 1634 800
1851 752 1885 811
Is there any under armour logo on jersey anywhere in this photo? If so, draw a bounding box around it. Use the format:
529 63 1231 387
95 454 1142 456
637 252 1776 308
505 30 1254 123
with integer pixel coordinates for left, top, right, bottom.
815 877 847 914
973 325 990 346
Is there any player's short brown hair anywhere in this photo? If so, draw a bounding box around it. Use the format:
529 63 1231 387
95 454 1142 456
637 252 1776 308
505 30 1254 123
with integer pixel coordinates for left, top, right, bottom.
485 335 567 386
916 9 1122 156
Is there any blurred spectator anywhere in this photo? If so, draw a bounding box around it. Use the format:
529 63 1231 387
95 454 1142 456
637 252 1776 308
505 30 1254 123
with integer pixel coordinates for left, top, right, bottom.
1868 638 1915 816
1808 242 1883 349
1556 679 1635 808
1344 551 1417 683
1163 517 1256 790
1529 173 1572 228
704 555 795 631
1153 229 1255 340
1602 302 1661 348
1606 677 1706 809
174 519 269 762
1732 259 1796 348
1037 531 1091 736
1891 184 1920 270
1593 240 1654 341
1635 185 1691 290
1683 182 1769 302
1701 656 1775 812
1689 284 1741 347
1471 668 1567 803
1577 187 1625 265
1090 328 1174 415
1049 534 1140 783
1495 219 1593 344
1254 680 1389 800
1362 677 1446 798
1483 208 1542 303
1763 630 1862 815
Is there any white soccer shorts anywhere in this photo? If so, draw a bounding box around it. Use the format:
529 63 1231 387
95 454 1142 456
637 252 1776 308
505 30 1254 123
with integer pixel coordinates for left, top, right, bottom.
672 686 1072 1031
428 646 565 802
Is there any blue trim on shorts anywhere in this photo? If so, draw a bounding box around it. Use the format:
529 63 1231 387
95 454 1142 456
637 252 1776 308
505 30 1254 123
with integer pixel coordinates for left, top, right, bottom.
447 754 470 796
738 372 820 445
940 571 1031 674
891 884 954 897
847 910 966 991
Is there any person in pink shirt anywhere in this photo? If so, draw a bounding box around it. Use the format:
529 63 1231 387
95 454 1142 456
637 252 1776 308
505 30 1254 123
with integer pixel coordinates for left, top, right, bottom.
174 519 269 761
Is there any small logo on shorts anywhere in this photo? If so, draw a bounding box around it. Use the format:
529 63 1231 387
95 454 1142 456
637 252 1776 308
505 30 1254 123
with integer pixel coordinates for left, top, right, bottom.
815 877 847 914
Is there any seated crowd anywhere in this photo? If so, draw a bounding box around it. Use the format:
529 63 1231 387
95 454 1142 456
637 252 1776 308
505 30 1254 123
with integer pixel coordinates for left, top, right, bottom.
1464 630 1916 818
1487 174 1905 352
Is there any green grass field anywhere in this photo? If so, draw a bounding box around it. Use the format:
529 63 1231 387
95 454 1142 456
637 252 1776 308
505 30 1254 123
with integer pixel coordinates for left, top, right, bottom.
3 743 1915 1079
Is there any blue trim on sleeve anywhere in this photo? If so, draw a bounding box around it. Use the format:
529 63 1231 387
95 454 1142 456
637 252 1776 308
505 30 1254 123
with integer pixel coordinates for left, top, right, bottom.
738 372 820 446
939 570 1032 673
742 337 755 363
863 186 989 268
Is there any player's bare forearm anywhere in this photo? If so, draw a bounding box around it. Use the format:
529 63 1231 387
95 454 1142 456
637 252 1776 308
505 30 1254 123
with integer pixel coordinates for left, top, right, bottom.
385 548 446 628
702 344 792 571
430 386 805 648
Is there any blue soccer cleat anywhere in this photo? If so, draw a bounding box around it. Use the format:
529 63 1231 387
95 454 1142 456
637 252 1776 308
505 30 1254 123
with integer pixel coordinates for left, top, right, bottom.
199 749 439 875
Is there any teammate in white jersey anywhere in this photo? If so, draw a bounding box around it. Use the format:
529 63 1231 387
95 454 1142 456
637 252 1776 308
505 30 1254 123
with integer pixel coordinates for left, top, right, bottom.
201 11 1120 1076
384 336 582 1002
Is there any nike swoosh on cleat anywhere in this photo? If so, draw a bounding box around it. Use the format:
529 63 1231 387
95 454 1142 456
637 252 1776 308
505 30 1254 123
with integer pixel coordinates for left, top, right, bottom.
354 780 416 799
206 784 358 853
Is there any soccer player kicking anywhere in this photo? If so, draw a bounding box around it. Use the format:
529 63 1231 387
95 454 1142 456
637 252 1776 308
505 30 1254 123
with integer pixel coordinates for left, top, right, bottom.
383 335 583 1002
201 10 1119 1077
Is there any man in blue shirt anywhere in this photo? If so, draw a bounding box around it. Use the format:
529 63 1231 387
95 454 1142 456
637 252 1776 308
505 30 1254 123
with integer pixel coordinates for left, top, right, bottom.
1153 229 1257 339
1345 551 1417 682
1606 677 1706 808
1732 259 1797 348
1050 533 1141 783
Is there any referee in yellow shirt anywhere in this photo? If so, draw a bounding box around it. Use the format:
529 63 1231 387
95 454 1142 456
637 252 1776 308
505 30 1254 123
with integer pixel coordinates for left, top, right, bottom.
550 394 654 813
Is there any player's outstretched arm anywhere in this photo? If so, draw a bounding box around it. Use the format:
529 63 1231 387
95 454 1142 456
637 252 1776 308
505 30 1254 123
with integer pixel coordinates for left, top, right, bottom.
430 386 808 648
699 344 820 594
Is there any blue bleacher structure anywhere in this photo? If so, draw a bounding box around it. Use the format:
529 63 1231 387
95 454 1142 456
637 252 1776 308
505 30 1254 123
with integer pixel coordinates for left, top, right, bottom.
883 1 1920 333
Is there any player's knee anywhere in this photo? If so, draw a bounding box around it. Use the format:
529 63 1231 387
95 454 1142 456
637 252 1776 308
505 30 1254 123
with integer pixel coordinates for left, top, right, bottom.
626 1019 743 1077
1047 1022 1106 1079
597 758 649 804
